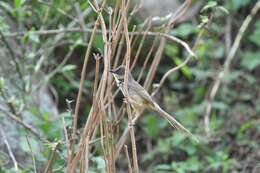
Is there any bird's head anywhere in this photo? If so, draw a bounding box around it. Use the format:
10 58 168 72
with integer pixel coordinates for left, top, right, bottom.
110 65 135 83
110 65 126 81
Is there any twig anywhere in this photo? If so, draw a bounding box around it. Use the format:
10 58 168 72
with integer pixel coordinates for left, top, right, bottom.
224 16 232 55
151 55 192 97
64 99 73 157
204 1 260 137
67 0 108 171
124 145 133 173
25 135 37 173
154 32 196 57
137 38 156 82
75 2 87 41
68 13 100 165
93 54 102 104
169 0 191 25
130 0 143 16
0 127 19 171
122 0 139 172
3 29 196 57
44 142 60 173
45 44 77 80
130 20 152 71
1 107 68 161
151 28 205 97
85 135 90 172
92 0 117 171
36 0 79 24
144 0 192 91
113 36 125 68
0 106 49 143
0 31 24 91
115 111 142 157
61 71 88 94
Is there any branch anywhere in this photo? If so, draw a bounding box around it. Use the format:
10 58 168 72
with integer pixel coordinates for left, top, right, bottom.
0 106 49 143
0 127 19 171
36 0 79 24
25 136 37 173
122 0 139 171
0 31 24 89
124 145 133 173
151 28 205 97
44 142 60 173
68 14 100 166
3 28 196 58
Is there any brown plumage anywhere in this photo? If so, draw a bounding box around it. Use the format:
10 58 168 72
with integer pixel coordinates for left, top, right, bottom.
110 65 199 142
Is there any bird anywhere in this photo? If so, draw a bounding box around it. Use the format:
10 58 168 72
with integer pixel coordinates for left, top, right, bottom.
110 65 199 142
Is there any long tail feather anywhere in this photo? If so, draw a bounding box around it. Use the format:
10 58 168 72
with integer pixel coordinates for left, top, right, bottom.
154 104 199 143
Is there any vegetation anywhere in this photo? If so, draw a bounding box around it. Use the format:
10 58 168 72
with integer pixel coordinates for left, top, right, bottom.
0 0 259 172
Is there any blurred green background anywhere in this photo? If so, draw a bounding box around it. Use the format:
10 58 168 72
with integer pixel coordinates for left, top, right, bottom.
0 0 259 172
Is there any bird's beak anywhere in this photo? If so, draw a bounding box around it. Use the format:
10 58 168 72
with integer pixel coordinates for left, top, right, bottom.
110 69 116 73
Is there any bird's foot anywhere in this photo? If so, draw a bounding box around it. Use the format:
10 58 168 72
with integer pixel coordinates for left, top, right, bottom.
128 121 135 127
123 98 128 104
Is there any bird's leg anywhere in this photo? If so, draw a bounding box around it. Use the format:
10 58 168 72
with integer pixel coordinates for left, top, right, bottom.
123 97 128 104
123 97 142 123
129 100 143 118
133 107 142 119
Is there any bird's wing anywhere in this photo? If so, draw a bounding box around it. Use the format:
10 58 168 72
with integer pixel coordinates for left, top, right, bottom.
128 81 155 106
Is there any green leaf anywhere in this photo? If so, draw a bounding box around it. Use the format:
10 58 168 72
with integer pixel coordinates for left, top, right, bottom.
93 34 104 51
200 15 209 23
212 101 229 110
171 23 198 37
60 65 77 72
239 121 254 132
74 39 87 46
223 71 241 82
0 2 14 13
28 32 40 43
170 132 186 146
201 1 217 12
193 87 205 102
172 57 193 79
186 157 201 171
14 0 26 8
165 44 178 56
154 164 171 170
216 6 229 14
241 52 260 70
23 27 40 43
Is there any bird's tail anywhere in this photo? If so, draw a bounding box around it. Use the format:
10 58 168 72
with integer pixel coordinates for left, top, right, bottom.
154 103 199 143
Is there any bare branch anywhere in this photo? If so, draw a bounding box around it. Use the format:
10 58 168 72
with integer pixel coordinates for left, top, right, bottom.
0 106 49 144
3 29 196 58
151 28 205 97
0 127 19 171
122 0 139 171
25 136 37 173
124 145 133 173
68 14 100 166
44 142 60 173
